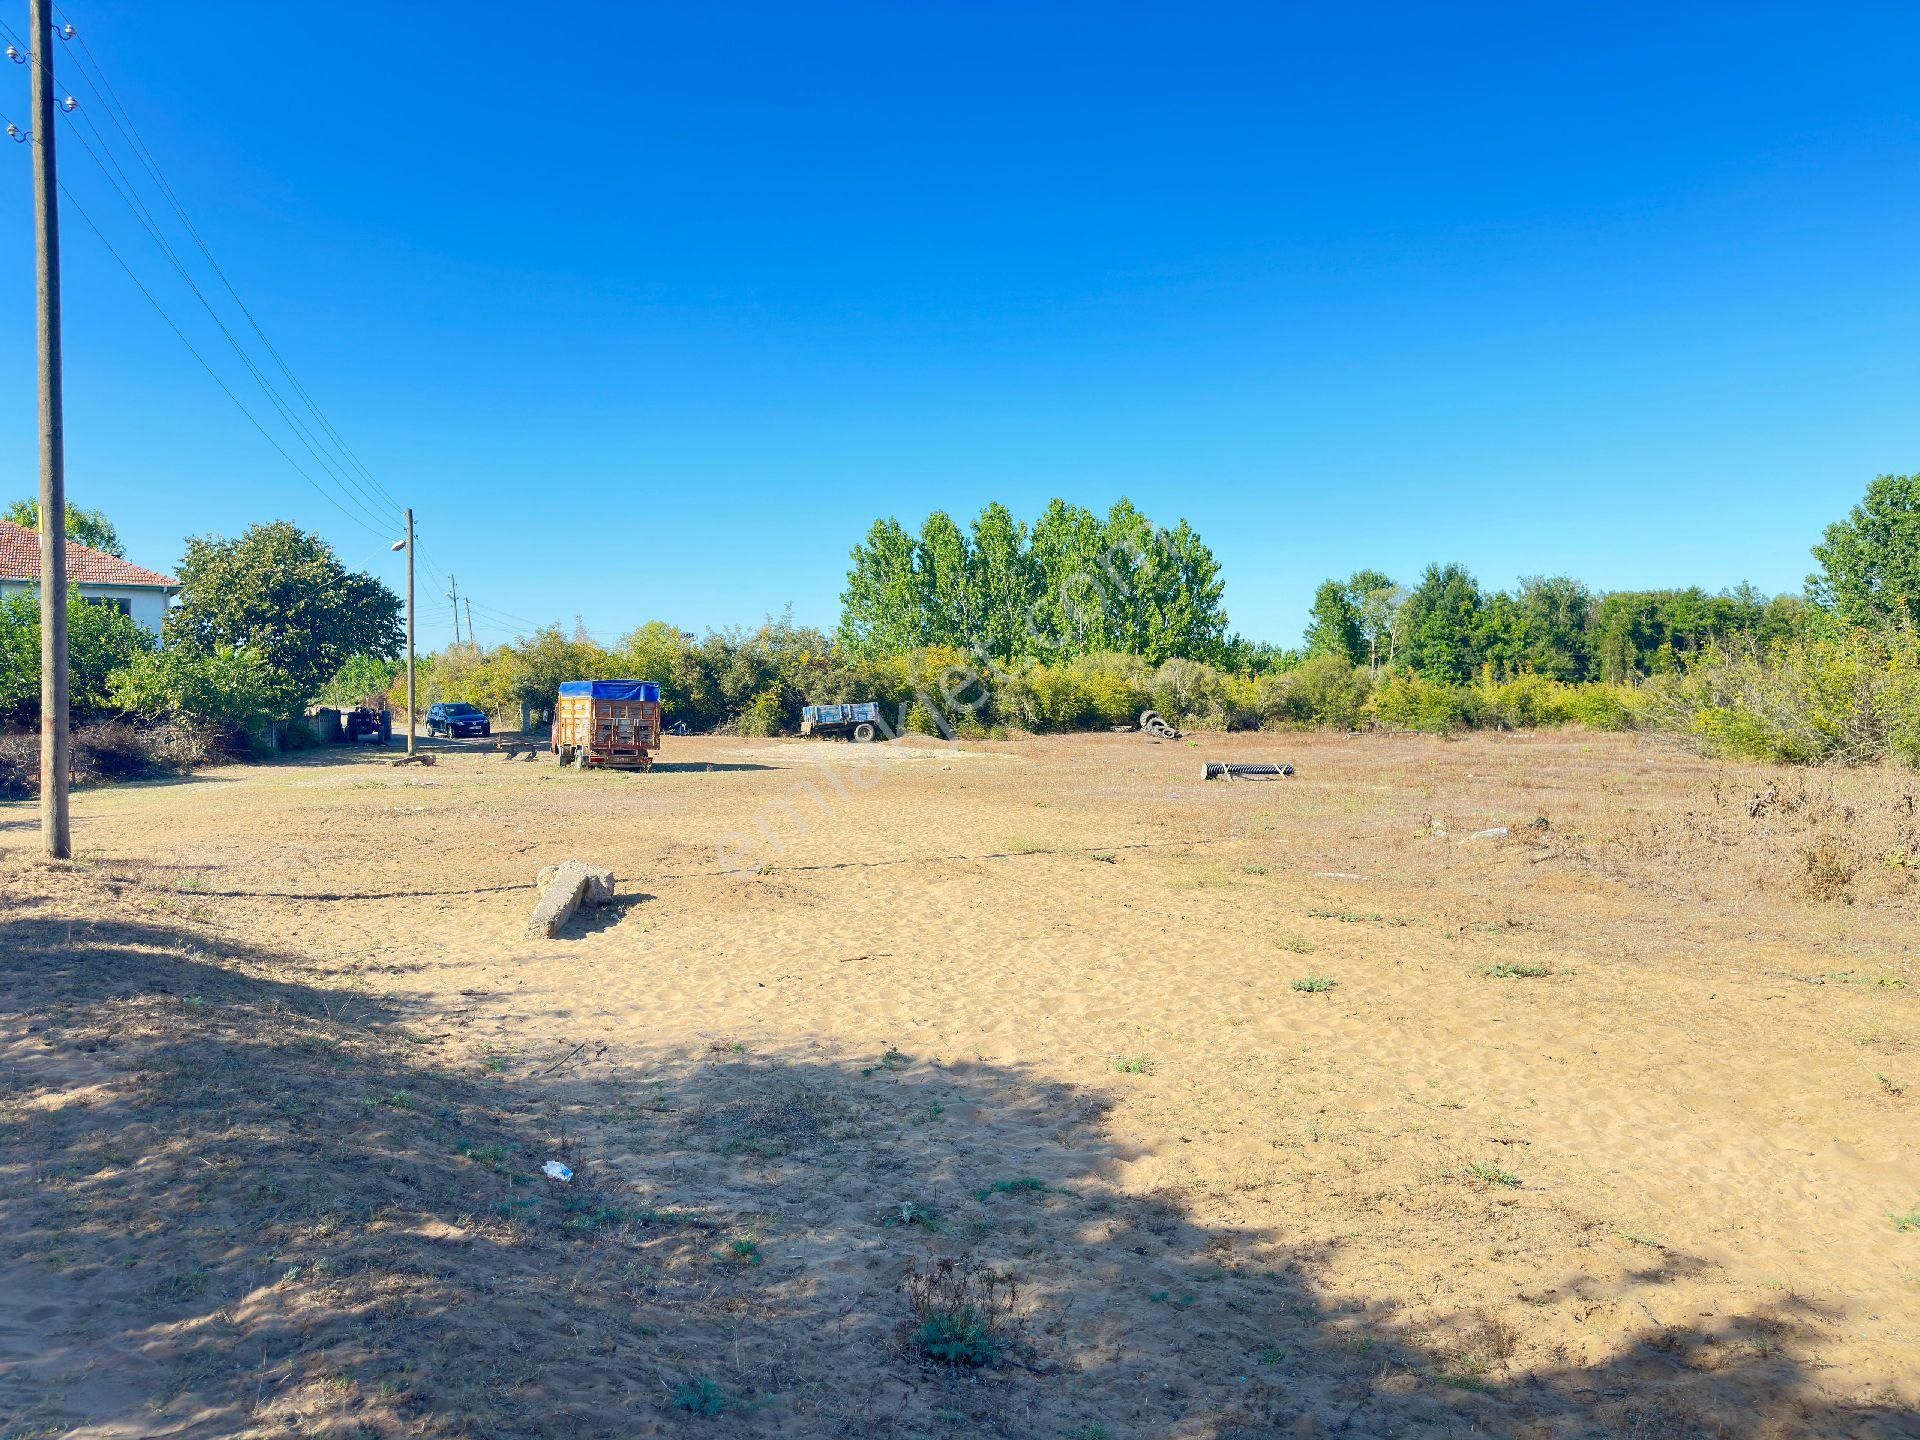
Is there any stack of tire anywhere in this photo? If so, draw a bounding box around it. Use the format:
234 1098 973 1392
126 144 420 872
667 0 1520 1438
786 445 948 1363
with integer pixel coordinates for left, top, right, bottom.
1138 709 1183 739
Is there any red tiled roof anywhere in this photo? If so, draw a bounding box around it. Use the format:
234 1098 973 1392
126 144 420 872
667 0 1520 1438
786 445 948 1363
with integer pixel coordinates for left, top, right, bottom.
0 518 177 588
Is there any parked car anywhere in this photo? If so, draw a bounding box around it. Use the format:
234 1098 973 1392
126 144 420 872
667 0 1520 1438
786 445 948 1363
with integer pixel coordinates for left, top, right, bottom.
427 702 492 738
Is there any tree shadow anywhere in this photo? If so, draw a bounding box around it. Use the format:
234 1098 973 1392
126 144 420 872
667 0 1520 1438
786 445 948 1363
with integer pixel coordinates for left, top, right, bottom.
2 900 1915 1440
646 761 780 774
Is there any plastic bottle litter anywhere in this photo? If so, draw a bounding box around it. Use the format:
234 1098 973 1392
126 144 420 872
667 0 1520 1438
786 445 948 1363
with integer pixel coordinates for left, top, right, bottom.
541 1161 574 1183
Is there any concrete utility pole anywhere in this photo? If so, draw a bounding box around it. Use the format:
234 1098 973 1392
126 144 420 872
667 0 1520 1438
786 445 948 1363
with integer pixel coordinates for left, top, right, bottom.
30 0 70 859
404 508 416 755
465 597 474 646
447 573 460 645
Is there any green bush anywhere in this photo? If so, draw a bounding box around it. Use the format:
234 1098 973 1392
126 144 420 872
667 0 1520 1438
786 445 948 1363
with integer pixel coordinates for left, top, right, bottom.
108 646 277 734
1149 658 1229 728
1275 655 1373 729
1075 652 1153 727
1557 683 1639 731
1001 663 1093 731
319 653 402 708
1643 628 1920 767
1366 674 1478 733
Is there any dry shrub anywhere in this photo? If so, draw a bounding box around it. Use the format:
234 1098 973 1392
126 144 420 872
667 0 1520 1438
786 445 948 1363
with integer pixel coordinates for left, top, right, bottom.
0 721 216 798
0 729 30 798
903 1256 1021 1366
696 1073 859 1155
1800 837 1862 904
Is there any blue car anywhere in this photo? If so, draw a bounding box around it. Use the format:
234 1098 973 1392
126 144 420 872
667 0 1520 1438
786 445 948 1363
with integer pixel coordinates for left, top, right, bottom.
427 702 491 738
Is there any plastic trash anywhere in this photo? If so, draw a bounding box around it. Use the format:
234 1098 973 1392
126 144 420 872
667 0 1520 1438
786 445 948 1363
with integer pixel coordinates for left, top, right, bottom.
541 1161 574 1182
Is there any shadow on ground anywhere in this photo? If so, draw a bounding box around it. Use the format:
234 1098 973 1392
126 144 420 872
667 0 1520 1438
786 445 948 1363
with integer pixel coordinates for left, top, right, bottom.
1 892 1915 1439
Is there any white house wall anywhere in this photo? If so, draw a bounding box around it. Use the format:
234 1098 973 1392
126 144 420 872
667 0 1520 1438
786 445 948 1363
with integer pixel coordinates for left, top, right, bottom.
0 580 173 637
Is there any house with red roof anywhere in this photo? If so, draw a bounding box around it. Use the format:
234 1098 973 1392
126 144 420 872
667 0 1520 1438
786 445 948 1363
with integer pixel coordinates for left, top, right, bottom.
0 518 180 636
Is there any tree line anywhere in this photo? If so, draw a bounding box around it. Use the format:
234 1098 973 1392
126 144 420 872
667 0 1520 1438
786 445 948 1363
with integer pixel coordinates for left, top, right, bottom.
1303 568 1811 683
838 499 1235 665
4 472 1916 770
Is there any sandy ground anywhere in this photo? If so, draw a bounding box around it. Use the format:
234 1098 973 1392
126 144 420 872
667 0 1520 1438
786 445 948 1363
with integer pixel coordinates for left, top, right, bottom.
1 727 1917 1439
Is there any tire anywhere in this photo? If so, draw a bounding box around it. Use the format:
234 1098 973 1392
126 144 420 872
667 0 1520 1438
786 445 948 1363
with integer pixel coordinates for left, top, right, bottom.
852 722 876 743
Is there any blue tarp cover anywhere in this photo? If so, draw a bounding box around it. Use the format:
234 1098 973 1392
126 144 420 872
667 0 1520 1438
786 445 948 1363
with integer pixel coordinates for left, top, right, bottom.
558 680 661 703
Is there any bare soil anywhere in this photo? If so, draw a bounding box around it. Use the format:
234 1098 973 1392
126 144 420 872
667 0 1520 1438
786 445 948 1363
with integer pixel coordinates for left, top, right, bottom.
2 728 1916 1439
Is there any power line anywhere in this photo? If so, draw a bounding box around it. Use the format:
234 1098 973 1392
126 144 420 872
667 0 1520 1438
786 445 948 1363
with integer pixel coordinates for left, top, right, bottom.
5 12 394 539
50 8 407 521
56 179 394 541
54 107 401 536
16 12 561 647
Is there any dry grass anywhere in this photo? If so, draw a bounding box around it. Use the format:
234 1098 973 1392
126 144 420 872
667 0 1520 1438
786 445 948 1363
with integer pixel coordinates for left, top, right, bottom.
2 728 1916 1438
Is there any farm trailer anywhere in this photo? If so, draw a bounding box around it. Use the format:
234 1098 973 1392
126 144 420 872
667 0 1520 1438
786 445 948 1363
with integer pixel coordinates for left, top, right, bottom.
551 680 664 771
800 702 884 742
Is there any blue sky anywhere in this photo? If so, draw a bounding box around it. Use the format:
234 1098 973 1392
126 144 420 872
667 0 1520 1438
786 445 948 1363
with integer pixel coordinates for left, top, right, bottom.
1 2 1915 648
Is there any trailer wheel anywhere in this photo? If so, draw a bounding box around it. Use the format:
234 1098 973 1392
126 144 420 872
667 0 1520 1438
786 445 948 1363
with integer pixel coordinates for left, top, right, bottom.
852 722 876 743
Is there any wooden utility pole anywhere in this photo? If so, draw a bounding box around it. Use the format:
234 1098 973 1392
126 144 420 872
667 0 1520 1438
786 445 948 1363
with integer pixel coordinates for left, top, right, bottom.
30 0 69 859
404 508 416 755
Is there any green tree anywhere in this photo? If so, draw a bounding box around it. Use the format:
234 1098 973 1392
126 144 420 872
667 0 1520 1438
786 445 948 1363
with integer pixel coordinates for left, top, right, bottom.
4 498 125 557
1399 563 1484 682
967 502 1035 662
0 588 154 719
165 522 402 717
615 620 695 685
1809 472 1920 628
1347 569 1400 673
837 518 926 658
1514 575 1593 681
1473 591 1530 679
1141 516 1229 664
915 511 975 648
838 499 1229 666
1303 579 1363 663
1026 499 1114 659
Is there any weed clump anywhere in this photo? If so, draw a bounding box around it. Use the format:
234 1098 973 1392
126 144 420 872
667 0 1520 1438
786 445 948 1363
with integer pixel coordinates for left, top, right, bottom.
672 1376 728 1416
884 1201 941 1231
904 1257 1019 1366
1291 976 1336 993
1460 1161 1521 1188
